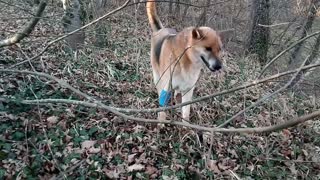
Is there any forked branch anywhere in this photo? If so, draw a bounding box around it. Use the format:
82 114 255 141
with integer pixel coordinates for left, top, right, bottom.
0 0 47 48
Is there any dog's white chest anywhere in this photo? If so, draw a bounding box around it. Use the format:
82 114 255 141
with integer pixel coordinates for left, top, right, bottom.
172 68 201 92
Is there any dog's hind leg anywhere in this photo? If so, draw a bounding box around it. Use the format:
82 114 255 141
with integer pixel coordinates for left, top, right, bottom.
181 87 194 122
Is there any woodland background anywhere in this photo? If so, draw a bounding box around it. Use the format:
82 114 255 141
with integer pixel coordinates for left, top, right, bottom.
1 0 320 179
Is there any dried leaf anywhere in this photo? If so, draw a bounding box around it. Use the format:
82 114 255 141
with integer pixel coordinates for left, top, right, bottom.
81 140 96 150
128 153 136 163
207 160 221 174
145 165 158 175
103 168 120 179
47 116 58 125
127 164 145 172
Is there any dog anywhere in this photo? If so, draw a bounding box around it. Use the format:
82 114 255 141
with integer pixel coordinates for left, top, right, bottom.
146 1 227 121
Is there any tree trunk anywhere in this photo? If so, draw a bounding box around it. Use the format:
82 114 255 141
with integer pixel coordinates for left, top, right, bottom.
61 0 85 51
289 0 320 65
182 0 191 21
197 0 210 27
91 0 108 47
175 0 180 18
247 0 270 65
169 0 173 14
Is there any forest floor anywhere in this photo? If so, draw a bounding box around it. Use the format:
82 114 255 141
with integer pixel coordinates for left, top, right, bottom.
1 2 320 179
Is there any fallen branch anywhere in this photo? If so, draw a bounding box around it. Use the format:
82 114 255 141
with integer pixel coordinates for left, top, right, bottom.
18 99 320 134
9 0 131 68
2 62 320 114
0 0 47 48
2 70 320 133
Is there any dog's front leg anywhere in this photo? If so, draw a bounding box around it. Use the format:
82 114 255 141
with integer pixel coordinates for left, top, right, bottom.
181 87 194 121
157 83 172 120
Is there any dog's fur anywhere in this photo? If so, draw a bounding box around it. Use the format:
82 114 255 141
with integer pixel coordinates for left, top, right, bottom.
146 1 225 121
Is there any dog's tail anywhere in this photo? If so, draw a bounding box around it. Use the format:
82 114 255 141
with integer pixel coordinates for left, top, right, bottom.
146 1 163 32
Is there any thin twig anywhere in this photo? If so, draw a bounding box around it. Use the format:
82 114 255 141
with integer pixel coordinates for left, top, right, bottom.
50 160 85 180
258 22 290 27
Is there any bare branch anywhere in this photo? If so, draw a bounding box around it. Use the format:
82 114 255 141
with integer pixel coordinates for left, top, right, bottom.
18 99 320 134
111 62 320 113
259 31 320 78
218 56 310 128
0 0 47 48
1 68 320 133
9 0 131 68
258 22 290 27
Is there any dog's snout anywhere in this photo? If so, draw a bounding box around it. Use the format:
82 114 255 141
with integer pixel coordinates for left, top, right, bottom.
208 58 222 71
213 61 222 70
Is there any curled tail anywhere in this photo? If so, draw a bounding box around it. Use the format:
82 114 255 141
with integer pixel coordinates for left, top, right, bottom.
146 1 163 32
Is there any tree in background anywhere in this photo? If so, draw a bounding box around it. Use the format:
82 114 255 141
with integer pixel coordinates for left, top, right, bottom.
197 0 211 27
90 0 109 47
247 0 270 65
289 0 320 65
61 0 85 51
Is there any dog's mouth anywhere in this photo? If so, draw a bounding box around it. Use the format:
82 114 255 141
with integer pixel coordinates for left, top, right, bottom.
201 56 221 72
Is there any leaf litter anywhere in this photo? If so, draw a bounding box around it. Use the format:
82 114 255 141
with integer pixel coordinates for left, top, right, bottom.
0 1 320 179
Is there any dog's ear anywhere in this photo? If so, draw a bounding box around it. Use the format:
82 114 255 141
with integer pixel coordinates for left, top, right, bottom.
192 28 203 40
218 29 234 43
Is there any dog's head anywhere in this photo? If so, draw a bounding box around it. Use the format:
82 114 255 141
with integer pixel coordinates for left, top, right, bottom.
187 27 228 72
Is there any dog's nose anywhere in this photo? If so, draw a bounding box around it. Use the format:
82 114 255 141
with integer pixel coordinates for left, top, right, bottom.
209 59 222 71
213 62 222 70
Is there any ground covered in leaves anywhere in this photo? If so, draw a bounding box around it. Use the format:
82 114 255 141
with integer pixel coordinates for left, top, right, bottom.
1 1 320 179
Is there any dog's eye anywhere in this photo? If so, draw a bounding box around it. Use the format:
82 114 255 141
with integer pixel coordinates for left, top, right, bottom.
206 47 212 51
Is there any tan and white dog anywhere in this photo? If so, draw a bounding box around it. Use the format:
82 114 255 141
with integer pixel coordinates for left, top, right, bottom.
146 1 227 121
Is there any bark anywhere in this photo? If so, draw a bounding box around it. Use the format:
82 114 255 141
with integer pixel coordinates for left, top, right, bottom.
91 0 108 47
61 0 85 50
247 0 270 65
182 0 191 21
289 0 320 65
294 34 320 83
175 0 180 17
197 0 210 27
0 0 47 48
169 0 173 14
